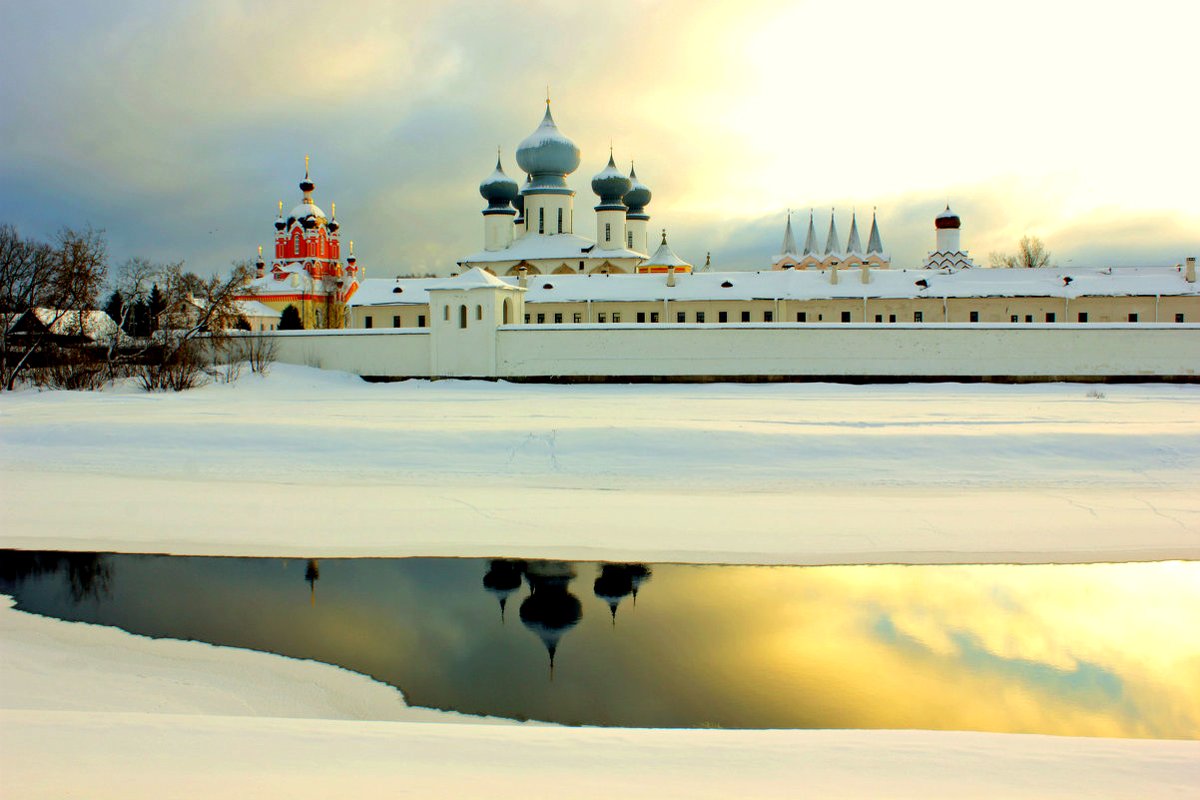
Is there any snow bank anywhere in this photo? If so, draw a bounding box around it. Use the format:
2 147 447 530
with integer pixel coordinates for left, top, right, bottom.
1 365 1198 563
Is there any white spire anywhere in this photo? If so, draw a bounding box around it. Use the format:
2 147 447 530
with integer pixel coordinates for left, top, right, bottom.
845 211 863 256
824 210 841 256
802 210 820 255
780 210 798 256
867 209 884 255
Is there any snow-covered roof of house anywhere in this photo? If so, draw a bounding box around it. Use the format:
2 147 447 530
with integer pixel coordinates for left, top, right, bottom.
26 308 119 340
459 233 645 264
234 299 282 318
349 265 1198 307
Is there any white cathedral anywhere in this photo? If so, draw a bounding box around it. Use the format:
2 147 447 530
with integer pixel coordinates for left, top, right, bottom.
457 100 692 277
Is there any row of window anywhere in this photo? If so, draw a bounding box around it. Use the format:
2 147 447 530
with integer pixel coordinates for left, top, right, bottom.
365 310 1185 328
363 314 428 329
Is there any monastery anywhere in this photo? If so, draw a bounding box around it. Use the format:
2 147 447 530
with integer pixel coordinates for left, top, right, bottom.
242 102 1199 336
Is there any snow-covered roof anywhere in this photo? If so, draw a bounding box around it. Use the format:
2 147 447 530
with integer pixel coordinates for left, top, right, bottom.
25 309 119 340
233 299 282 318
459 233 645 264
350 265 1199 308
351 277 448 307
289 202 326 220
642 236 691 269
427 267 519 292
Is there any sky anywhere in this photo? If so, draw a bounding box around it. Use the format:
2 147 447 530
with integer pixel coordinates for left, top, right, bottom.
1 0 1197 279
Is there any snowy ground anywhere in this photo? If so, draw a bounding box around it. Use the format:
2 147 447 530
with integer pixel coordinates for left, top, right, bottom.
2 367 1199 796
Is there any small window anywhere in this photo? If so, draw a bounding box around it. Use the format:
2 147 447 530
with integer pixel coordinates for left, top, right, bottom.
741 311 750 322
578 261 584 270
764 311 773 322
1045 312 1056 323
598 312 607 323
637 312 646 323
969 311 979 322
364 316 373 329
889 314 896 323
538 208 545 234
605 222 611 242
797 312 807 322
524 313 531 324
443 306 449 321
676 311 686 323
554 313 563 324
1176 313 1185 323
477 305 483 321
650 312 659 323
841 311 851 323
612 312 621 323
537 313 546 324
573 312 582 323
627 231 633 248
696 311 705 323
459 305 467 329
1078 312 1088 323
721 281 733 288
1025 315 1033 323
418 315 426 327
392 315 400 328
542 283 554 290
914 311 923 323
874 314 882 323
718 311 728 323
1128 313 1138 323
557 208 563 233
392 286 404 294
1010 315 1019 323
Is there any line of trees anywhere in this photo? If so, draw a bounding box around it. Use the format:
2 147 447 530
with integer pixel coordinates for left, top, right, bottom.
1 223 262 391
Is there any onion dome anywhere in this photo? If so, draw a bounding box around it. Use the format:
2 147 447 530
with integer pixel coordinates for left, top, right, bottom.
479 154 519 213
591 152 632 209
327 202 340 233
483 559 526 623
936 205 961 229
594 564 635 624
515 103 580 195
274 200 286 231
299 155 315 194
255 245 265 268
623 163 652 220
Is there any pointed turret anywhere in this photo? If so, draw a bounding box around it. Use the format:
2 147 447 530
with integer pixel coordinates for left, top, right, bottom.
845 211 863 256
779 210 798 256
802 210 820 256
867 209 884 255
824 211 841 257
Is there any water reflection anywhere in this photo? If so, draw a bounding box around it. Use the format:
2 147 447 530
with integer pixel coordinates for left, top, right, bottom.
0 550 1196 737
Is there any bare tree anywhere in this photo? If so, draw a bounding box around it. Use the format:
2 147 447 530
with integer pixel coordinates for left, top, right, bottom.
990 235 1053 269
137 261 255 391
1 225 108 390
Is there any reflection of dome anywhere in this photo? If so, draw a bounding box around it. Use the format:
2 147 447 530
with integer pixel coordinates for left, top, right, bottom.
936 205 961 230
519 588 582 672
623 164 652 219
515 104 580 194
591 153 632 208
480 156 520 210
520 561 581 676
594 564 635 623
483 559 526 622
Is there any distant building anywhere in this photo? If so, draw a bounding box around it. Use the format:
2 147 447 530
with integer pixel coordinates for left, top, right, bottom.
237 158 360 329
923 205 979 270
772 209 890 271
458 101 683 277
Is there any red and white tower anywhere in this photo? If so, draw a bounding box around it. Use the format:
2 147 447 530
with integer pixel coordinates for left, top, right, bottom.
241 157 360 328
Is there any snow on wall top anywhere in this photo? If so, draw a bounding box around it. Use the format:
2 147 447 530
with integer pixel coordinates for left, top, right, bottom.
350 266 1199 308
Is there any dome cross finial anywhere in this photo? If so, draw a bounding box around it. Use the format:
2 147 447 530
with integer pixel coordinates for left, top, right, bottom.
277 200 283 215
661 228 667 245
257 244 262 256
304 154 310 179
331 201 336 218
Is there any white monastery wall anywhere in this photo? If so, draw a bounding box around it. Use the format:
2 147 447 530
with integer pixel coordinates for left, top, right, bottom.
262 330 431 376
243 324 1200 380
496 324 1200 379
